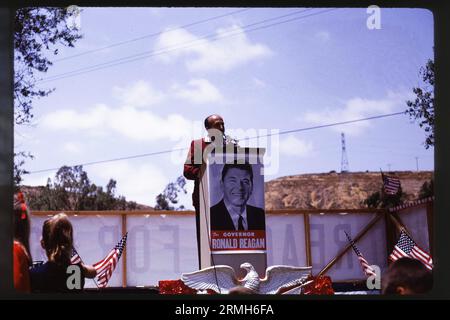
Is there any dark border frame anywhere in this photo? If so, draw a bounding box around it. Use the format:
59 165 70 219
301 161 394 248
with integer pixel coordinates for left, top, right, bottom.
1 0 449 303
0 7 14 296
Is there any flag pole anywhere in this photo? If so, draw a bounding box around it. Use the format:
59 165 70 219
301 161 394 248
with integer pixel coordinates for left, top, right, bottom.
74 246 100 289
318 214 382 276
388 212 414 240
344 230 376 278
379 169 386 201
91 274 100 289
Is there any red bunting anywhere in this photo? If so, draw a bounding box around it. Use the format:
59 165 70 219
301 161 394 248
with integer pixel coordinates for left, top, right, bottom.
158 276 335 295
158 280 199 295
302 275 335 295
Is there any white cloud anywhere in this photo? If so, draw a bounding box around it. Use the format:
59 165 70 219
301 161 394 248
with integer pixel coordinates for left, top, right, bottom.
41 78 222 149
279 136 313 157
42 104 195 143
301 91 414 136
154 24 272 72
155 27 197 62
22 172 53 187
172 78 224 104
113 80 164 108
41 104 108 131
41 80 219 144
21 161 189 208
92 162 168 206
109 108 194 142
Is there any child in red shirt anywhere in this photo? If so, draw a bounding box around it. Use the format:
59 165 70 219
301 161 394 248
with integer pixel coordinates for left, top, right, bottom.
13 192 32 293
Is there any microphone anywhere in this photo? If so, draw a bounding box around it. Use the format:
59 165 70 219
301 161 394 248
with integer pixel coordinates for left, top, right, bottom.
206 132 238 145
224 134 238 145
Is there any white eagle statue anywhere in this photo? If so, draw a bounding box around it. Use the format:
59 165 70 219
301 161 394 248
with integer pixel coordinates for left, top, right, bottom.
181 262 312 294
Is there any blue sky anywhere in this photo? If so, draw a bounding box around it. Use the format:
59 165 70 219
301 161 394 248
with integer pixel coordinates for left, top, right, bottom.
15 7 434 208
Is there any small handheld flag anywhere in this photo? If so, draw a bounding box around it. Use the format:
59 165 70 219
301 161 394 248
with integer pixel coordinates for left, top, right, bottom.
93 233 128 288
389 230 433 271
70 248 82 265
344 231 376 277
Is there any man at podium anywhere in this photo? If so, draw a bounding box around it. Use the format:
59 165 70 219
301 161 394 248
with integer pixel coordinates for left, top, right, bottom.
210 163 265 231
183 114 225 268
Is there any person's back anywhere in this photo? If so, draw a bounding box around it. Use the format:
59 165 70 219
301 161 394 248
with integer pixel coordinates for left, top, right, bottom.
30 213 95 293
30 261 85 293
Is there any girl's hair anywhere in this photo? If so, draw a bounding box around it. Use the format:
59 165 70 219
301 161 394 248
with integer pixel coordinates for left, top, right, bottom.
42 213 74 266
13 191 32 264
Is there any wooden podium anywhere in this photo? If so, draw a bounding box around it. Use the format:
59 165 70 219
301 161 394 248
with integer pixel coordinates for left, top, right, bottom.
198 146 267 278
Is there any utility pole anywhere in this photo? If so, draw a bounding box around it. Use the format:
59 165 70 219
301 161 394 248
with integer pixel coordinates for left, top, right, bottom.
415 156 419 171
387 163 392 172
341 132 349 173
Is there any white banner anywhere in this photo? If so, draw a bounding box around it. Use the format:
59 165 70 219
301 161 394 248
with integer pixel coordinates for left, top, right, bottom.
309 213 388 281
30 208 425 286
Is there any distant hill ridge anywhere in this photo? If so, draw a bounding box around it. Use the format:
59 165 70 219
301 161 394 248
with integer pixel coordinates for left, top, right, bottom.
20 185 153 211
264 171 433 210
21 170 432 211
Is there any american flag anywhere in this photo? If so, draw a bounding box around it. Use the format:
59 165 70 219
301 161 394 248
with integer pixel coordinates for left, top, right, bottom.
71 248 82 264
389 230 433 271
344 231 376 277
93 233 128 288
382 173 401 195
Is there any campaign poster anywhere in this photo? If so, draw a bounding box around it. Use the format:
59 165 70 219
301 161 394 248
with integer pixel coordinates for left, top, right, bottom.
208 155 266 253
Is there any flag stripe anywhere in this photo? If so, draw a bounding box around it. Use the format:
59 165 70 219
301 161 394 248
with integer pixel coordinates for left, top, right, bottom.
71 248 82 265
389 230 433 270
411 249 428 261
412 246 429 258
93 233 127 288
410 251 433 269
93 250 116 269
382 173 401 195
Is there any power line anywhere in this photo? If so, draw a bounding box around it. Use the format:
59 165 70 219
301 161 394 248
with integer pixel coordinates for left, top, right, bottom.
28 147 188 174
242 111 405 141
40 8 317 82
38 8 337 83
27 111 404 175
54 8 253 62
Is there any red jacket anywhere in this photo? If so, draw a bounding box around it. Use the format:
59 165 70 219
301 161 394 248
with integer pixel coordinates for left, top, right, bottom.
13 241 31 293
183 138 209 209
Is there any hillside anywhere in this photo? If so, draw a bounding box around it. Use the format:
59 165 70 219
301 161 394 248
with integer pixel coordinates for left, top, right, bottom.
264 171 433 210
20 171 432 211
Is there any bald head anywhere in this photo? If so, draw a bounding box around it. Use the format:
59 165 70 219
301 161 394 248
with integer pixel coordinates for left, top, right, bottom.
204 114 225 133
